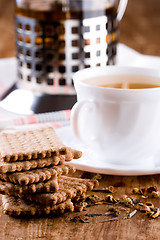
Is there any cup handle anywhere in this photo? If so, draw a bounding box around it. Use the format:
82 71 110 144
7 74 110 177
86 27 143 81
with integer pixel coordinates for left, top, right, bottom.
71 99 97 145
117 0 128 21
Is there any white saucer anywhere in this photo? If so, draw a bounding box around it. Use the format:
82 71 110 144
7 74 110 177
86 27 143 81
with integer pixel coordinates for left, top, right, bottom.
56 126 160 176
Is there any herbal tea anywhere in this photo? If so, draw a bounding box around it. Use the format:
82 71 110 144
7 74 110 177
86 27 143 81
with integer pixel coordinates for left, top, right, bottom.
84 75 160 89
72 66 160 164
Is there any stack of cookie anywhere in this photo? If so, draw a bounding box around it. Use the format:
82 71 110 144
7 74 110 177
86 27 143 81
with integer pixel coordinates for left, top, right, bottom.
0 127 98 216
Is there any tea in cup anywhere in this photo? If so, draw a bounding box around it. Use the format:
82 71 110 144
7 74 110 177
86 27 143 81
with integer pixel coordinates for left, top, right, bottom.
71 66 160 165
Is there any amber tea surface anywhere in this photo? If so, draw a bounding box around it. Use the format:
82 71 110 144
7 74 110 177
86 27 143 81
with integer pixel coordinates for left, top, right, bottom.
84 75 160 89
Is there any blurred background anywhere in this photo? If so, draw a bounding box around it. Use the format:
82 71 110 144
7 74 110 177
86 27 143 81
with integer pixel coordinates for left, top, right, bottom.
0 0 160 58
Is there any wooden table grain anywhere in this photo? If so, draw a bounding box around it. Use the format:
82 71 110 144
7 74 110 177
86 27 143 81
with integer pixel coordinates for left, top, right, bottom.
1 172 160 240
0 0 160 239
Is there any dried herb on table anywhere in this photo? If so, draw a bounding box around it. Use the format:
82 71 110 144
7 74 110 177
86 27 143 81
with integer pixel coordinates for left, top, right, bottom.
132 188 140 195
132 187 146 195
123 210 137 219
131 198 140 205
139 188 146 195
70 216 90 223
74 202 87 212
151 191 160 198
104 212 114 216
93 174 103 181
105 194 118 204
108 186 116 193
71 181 160 222
137 203 151 213
147 186 158 193
79 219 90 223
132 186 160 198
147 208 160 219
70 216 81 222
145 202 154 208
85 195 100 204
122 195 134 207
105 208 120 217
93 186 115 193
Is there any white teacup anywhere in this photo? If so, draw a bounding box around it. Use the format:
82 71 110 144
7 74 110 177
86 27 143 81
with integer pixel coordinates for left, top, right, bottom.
71 66 160 165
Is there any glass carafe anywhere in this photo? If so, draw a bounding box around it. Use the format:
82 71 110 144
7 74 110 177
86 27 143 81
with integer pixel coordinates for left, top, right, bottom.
1 0 128 114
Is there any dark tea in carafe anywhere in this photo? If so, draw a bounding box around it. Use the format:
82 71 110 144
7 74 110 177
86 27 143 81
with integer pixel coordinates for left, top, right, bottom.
15 0 118 94
8 0 127 113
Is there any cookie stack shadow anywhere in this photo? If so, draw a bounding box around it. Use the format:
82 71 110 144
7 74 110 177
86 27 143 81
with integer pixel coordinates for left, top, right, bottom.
0 127 98 217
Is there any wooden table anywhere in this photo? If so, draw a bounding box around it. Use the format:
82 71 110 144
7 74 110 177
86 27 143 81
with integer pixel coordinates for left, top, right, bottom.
0 0 160 239
1 172 160 240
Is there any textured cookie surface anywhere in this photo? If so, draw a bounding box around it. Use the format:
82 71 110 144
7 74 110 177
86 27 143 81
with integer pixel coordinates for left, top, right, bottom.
0 164 76 185
0 176 59 195
0 127 68 162
0 148 81 173
24 176 99 206
2 195 74 217
0 156 64 173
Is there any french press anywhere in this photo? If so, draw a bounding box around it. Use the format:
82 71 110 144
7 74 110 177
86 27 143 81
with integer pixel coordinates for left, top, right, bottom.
0 0 128 114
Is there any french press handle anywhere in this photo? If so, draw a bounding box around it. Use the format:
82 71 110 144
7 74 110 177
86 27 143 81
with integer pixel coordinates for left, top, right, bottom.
117 0 128 21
